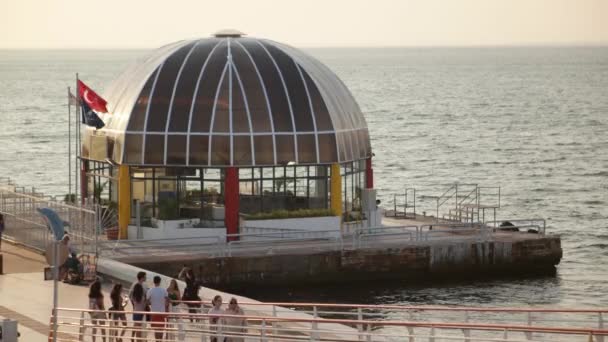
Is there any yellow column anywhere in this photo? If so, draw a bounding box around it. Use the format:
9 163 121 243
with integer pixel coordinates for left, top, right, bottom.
118 165 131 240
330 163 342 219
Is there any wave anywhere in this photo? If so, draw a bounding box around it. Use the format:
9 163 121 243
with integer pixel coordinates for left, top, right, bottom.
579 171 608 177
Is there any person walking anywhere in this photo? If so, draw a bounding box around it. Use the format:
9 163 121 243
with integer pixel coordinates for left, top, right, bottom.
88 279 107 342
109 283 127 342
129 283 146 342
0 213 5 250
166 279 182 340
178 266 202 320
146 276 169 342
208 295 225 342
224 298 246 342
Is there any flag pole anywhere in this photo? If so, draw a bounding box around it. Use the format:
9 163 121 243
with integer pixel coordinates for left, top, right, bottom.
75 73 80 206
67 87 72 202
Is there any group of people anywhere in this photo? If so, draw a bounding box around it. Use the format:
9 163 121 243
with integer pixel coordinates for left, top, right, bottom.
86 268 246 342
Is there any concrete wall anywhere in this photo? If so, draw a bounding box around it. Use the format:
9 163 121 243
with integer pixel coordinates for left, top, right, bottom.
127 220 225 240
130 236 562 288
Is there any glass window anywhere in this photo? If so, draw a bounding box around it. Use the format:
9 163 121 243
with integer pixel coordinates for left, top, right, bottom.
211 69 230 133
144 134 164 165
261 42 314 132
128 68 158 131
188 135 209 166
240 39 293 132
231 42 272 132
233 136 252 165
254 135 274 165
190 41 227 133
146 42 196 133
124 134 143 164
169 39 219 132
297 134 316 164
275 135 295 165
318 134 337 163
210 136 230 165
301 69 333 131
231 69 250 133
166 135 187 165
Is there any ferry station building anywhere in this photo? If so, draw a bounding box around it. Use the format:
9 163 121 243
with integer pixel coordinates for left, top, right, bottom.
80 31 374 239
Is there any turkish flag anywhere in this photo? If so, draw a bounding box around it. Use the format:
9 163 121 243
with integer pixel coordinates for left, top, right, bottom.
78 80 108 113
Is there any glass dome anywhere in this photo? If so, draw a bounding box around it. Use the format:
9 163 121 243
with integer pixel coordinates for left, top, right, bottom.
99 32 371 167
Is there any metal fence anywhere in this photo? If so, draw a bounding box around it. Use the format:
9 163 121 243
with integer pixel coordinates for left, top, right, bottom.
51 306 608 341
0 178 101 256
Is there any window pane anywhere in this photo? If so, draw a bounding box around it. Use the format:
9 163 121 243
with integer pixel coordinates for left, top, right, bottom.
301 69 333 131
275 135 295 165
169 39 219 132
210 135 230 165
144 134 164 165
188 135 209 166
211 68 230 133
231 68 251 133
261 42 314 132
231 43 272 132
240 39 293 132
297 134 316 164
146 42 196 132
166 135 187 165
233 136 252 165
124 134 143 164
190 41 227 133
128 67 158 131
254 135 274 165
318 133 337 163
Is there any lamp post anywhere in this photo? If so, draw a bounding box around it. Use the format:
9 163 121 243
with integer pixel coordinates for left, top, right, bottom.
37 208 66 342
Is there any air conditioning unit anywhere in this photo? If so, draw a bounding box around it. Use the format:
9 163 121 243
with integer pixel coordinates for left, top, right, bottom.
361 189 377 212
0 319 19 342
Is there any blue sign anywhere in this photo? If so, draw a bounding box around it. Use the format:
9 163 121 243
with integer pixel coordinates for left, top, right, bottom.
37 208 65 241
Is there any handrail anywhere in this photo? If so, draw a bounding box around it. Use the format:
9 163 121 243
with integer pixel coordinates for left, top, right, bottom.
169 301 608 314
54 307 608 336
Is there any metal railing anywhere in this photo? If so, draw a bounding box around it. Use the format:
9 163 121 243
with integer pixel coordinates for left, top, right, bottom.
0 178 101 256
385 188 417 219
436 183 501 224
96 220 547 260
51 306 608 341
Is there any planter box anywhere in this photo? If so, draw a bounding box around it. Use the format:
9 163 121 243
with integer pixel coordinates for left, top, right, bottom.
242 216 341 240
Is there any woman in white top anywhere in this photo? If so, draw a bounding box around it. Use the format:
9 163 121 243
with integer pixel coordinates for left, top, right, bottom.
224 297 246 342
88 280 107 342
208 295 225 342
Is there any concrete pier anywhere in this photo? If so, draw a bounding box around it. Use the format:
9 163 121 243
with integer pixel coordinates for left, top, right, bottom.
126 230 562 289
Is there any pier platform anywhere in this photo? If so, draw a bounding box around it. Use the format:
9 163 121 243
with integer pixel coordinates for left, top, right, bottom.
100 217 561 289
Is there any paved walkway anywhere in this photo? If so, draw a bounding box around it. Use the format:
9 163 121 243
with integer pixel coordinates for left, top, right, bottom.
0 243 94 341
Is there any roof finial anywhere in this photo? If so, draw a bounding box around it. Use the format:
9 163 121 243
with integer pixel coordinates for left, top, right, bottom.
213 29 245 38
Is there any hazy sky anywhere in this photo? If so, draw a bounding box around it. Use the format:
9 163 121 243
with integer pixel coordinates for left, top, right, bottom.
1 0 606 48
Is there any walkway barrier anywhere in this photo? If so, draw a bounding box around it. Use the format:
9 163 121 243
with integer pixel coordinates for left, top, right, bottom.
0 178 101 256
96 220 549 260
51 306 608 341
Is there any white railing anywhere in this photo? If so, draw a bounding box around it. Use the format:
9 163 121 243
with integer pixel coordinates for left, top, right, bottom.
51 306 608 342
97 221 548 260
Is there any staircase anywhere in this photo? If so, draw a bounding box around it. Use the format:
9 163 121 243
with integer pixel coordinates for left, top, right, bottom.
435 183 500 224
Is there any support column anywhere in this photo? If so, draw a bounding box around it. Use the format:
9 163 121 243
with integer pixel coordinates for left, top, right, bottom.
365 157 374 189
330 163 342 219
118 165 131 240
224 167 240 241
80 160 88 205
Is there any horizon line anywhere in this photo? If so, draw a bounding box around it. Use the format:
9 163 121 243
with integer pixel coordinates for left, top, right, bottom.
1 42 608 50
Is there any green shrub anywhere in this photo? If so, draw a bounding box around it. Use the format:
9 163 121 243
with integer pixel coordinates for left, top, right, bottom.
63 193 76 204
245 208 335 220
158 198 180 220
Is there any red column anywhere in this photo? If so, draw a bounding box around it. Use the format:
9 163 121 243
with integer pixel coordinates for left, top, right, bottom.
80 160 88 205
365 157 374 189
224 167 240 241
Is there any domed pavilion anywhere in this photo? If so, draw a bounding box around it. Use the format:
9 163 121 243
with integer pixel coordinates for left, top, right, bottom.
80 30 374 240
